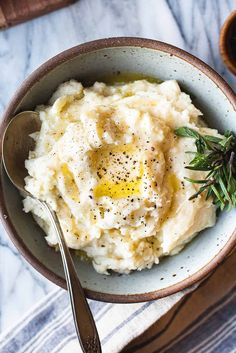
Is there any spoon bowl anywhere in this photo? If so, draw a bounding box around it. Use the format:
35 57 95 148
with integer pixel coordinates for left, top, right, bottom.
2 111 41 194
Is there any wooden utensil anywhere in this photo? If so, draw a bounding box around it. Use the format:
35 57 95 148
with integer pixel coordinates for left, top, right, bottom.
0 0 75 29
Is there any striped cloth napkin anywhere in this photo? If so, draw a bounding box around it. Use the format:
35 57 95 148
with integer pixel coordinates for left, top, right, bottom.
0 251 235 353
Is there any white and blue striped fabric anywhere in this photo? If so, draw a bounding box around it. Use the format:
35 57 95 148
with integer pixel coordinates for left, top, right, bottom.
0 287 191 353
0 252 235 353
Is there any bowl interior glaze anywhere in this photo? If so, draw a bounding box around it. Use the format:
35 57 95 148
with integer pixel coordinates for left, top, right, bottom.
1 39 236 302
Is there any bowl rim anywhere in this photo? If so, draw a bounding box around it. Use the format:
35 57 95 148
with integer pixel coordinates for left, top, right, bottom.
0 37 236 303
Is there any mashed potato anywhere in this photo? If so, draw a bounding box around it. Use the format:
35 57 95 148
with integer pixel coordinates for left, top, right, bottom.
23 79 217 274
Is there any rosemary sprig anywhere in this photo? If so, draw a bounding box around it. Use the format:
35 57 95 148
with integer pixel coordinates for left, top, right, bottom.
175 127 236 211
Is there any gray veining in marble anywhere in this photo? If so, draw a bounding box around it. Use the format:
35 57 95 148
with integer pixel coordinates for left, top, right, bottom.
0 0 235 333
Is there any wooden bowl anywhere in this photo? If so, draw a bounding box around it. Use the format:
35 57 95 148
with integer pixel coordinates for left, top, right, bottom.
219 11 236 75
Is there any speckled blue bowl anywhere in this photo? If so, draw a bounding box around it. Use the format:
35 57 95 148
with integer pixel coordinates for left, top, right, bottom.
0 38 235 303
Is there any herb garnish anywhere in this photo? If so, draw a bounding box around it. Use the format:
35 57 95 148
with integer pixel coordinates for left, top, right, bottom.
175 127 236 211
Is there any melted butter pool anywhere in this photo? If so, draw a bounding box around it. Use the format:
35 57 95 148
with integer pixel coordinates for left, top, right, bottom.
93 165 143 199
92 144 144 199
84 72 162 86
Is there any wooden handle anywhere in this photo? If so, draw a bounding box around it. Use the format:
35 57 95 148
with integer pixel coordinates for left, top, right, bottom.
0 0 75 29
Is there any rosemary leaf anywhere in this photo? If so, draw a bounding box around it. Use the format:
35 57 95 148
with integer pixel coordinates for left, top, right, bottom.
175 127 236 211
184 177 209 184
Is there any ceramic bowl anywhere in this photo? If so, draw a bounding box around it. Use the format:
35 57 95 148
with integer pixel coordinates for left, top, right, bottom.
0 38 235 303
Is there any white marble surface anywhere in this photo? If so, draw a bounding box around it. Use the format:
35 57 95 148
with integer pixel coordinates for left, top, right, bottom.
0 0 235 334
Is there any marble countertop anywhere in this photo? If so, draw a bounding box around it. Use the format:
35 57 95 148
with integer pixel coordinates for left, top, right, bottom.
0 0 235 334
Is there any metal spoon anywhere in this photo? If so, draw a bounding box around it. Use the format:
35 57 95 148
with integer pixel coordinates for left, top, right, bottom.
2 111 102 353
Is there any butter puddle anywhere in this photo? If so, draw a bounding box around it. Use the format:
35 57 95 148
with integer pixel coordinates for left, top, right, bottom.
91 144 144 199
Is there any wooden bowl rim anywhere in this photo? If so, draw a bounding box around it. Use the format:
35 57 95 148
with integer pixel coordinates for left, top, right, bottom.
219 11 236 75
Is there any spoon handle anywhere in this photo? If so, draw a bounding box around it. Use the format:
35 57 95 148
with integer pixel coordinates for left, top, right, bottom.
42 202 102 353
